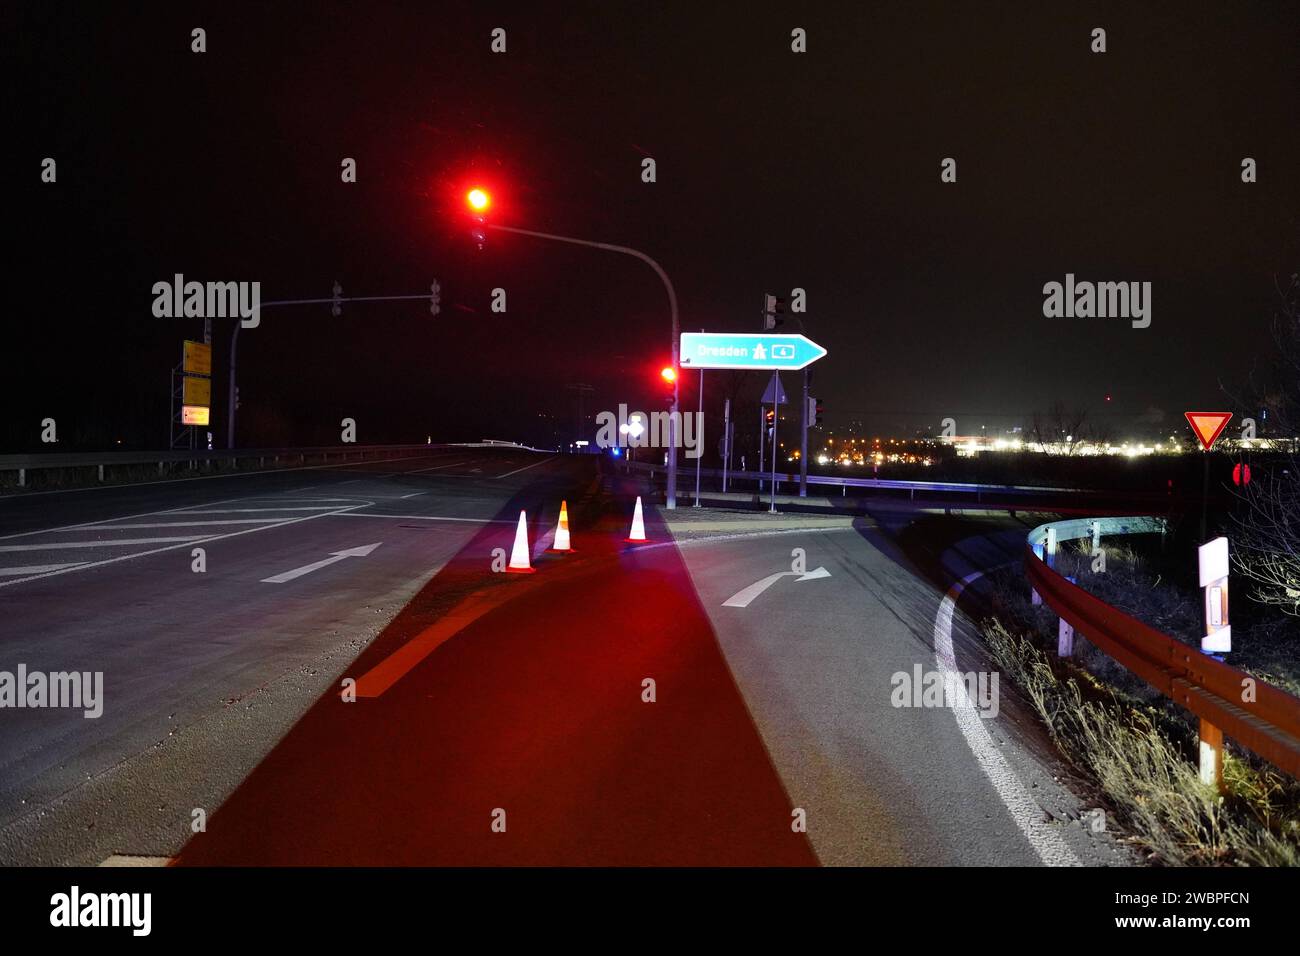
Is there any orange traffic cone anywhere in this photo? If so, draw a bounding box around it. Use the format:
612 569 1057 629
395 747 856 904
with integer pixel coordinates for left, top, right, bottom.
626 496 647 543
549 500 572 552
508 510 535 573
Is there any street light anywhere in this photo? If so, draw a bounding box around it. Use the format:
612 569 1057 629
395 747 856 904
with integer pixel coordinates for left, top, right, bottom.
479 216 682 508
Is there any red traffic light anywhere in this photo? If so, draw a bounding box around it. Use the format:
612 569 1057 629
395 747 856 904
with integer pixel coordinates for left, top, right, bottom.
1233 463 1251 486
660 366 677 383
466 188 491 213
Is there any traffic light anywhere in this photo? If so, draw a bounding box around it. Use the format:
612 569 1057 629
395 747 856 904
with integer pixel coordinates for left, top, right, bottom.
765 407 776 436
331 280 343 317
762 293 785 331
815 399 825 426
465 187 491 248
430 279 441 316
660 365 677 404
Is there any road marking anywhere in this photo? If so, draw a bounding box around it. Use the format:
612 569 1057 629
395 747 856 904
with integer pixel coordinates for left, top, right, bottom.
74 519 286 528
328 512 515 524
405 460 473 474
399 492 426 499
0 536 201 552
0 562 87 576
354 588 524 697
173 506 343 513
933 570 1081 867
0 502 373 589
722 566 831 607
495 456 556 479
261 543 382 583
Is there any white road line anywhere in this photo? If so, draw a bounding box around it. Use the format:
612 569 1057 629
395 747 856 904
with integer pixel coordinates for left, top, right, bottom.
65 519 286 528
172 506 342 513
328 512 515 524
0 503 373 589
405 460 473 474
933 570 1081 867
0 562 87 576
0 536 202 552
399 492 426 499
494 456 556 479
0 492 272 541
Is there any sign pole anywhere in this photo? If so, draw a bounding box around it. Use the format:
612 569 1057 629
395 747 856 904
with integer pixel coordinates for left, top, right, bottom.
769 395 779 513
722 398 731 493
758 405 765 492
694 358 703 507
799 368 809 497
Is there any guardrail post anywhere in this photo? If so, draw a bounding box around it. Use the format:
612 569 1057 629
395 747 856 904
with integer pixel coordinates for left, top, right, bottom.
1045 527 1057 568
1058 619 1074 657
97 464 104 483
1090 520 1101 554
1199 719 1224 789
158 462 163 476
17 468 25 487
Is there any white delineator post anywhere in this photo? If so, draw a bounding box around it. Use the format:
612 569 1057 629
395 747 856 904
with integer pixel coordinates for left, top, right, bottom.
1197 536 1231 788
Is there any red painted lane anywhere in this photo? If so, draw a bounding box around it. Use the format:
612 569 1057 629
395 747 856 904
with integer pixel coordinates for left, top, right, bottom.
176 488 817 866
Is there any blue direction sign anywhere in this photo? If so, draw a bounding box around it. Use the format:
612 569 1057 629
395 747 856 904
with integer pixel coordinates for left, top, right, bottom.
679 332 827 371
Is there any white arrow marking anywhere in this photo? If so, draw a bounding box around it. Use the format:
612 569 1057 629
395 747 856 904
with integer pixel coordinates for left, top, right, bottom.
722 566 830 607
261 543 382 584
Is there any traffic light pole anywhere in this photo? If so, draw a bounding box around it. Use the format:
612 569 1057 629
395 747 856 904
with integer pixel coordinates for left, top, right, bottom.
487 224 681 508
224 290 437 449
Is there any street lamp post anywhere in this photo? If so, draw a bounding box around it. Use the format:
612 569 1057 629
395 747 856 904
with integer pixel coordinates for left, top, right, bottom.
486 223 681 509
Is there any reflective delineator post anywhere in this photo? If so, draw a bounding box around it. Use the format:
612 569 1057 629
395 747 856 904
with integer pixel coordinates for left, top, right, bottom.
508 510 534 573
550 500 572 552
627 496 647 542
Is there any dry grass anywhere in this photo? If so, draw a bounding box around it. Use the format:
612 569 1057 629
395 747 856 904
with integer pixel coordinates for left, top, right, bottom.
984 619 1300 866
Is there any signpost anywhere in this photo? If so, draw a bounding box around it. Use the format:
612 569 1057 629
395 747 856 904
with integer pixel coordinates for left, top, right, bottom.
681 330 828 508
1184 411 1232 540
680 332 827 371
172 340 214 449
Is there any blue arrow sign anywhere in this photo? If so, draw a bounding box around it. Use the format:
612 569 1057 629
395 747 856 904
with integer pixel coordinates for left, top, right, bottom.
679 332 828 371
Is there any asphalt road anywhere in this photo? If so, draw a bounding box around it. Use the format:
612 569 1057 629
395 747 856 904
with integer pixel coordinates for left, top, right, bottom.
0 447 583 864
0 454 1127 865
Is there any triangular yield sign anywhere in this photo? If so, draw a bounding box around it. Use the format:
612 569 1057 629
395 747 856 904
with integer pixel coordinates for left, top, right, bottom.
1184 411 1232 451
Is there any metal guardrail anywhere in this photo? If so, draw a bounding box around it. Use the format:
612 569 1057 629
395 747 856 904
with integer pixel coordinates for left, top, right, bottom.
624 459 1142 500
0 441 554 488
1025 516 1300 783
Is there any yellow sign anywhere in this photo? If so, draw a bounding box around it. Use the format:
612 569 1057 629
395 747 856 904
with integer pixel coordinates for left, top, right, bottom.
183 340 212 376
182 405 210 426
183 375 211 407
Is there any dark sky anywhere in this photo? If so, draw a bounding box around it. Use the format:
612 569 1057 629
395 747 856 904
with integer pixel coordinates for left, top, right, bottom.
9 0 1299 451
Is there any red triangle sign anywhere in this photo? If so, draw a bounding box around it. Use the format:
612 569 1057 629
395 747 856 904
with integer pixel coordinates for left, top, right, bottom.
1184 411 1232 451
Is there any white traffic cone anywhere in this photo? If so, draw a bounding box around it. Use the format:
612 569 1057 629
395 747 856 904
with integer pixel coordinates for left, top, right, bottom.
626 496 647 543
549 500 572 552
508 510 534 573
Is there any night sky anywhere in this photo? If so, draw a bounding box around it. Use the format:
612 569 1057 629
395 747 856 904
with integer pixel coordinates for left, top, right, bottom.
9 1 1299 452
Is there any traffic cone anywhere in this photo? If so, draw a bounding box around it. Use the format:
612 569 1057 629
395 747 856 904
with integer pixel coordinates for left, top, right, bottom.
549 500 572 552
508 510 535 573
626 496 647 543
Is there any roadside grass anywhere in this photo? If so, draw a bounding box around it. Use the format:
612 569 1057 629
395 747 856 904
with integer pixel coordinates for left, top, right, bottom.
984 548 1300 867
